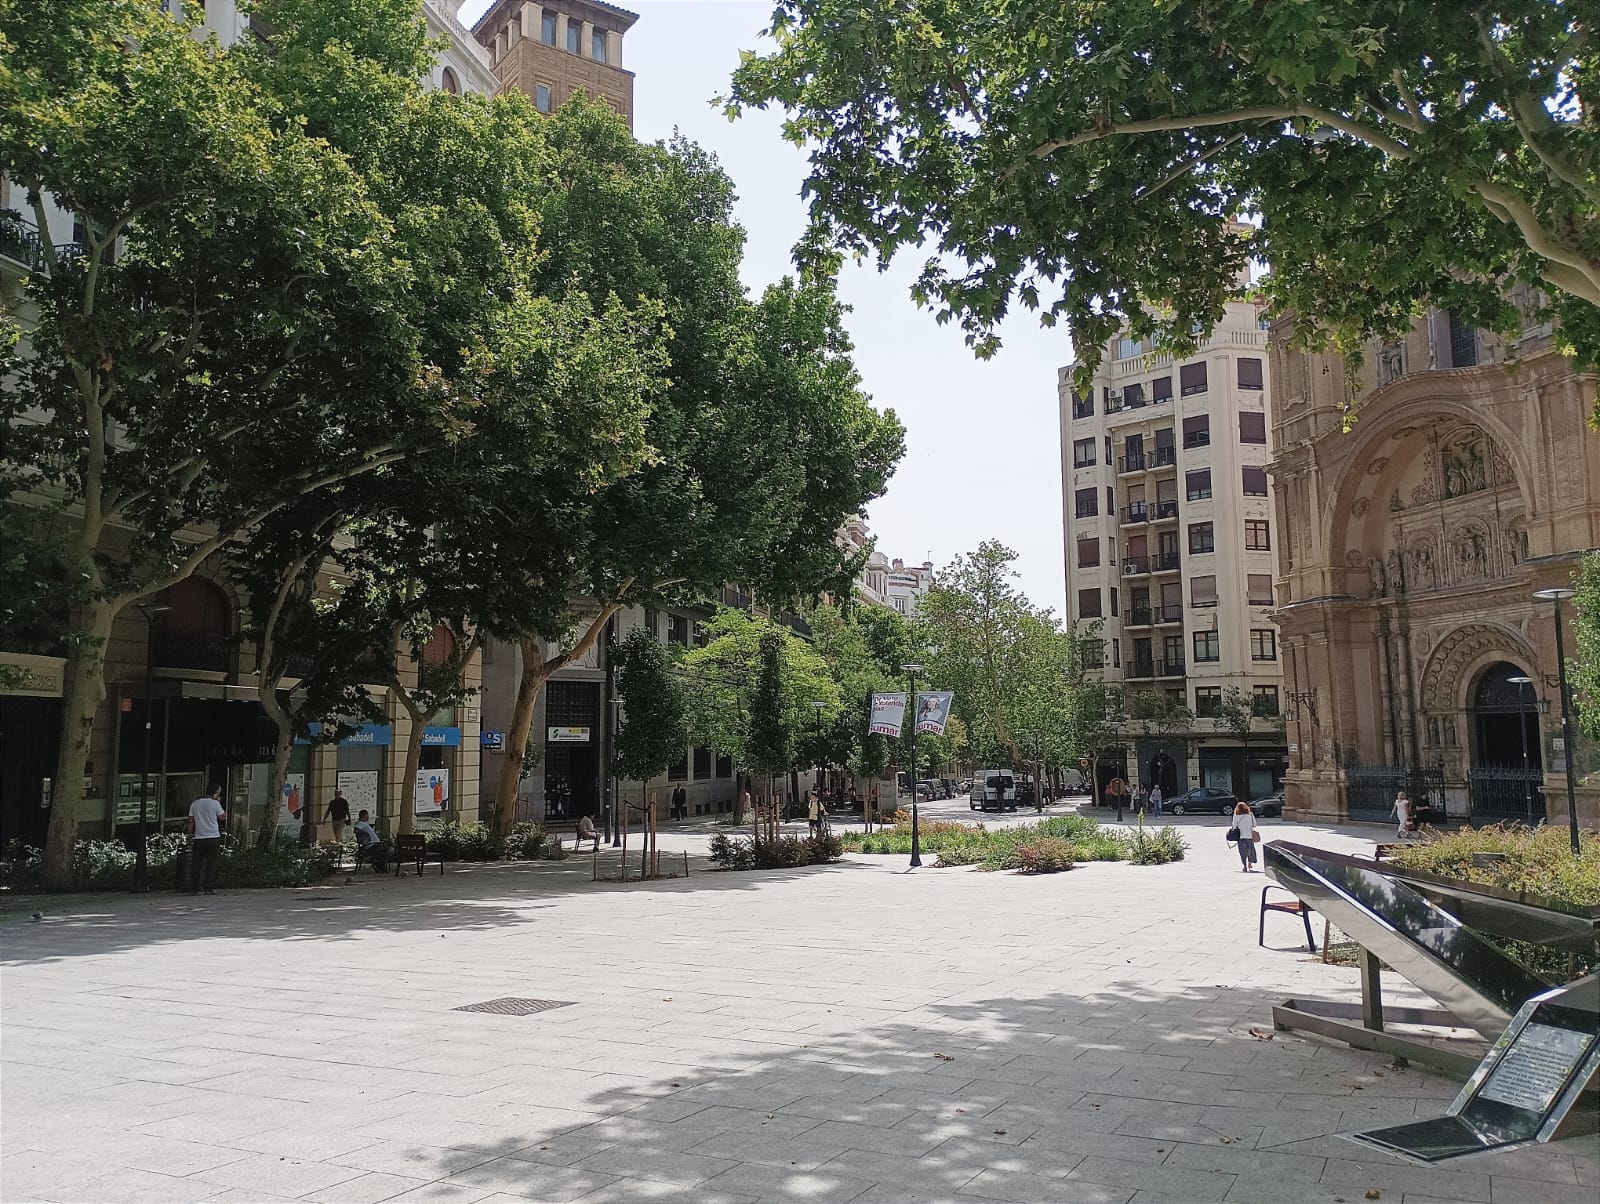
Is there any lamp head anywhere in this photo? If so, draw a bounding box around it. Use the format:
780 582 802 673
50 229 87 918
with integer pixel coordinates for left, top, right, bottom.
901 662 925 674
1533 587 1576 601
1507 675 1532 685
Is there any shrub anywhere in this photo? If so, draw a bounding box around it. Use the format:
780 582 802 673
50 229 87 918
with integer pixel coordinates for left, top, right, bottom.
502 822 547 860
1126 823 1188 865
1013 837 1076 874
1 839 43 890
423 821 502 861
707 831 842 871
847 815 1146 870
1385 823 1600 907
3 834 339 893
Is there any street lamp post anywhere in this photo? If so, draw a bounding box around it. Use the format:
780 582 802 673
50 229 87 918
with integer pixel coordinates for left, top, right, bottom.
133 603 170 892
1507 675 1535 822
902 663 924 867
607 695 623 848
1532 588 1582 856
810 701 826 800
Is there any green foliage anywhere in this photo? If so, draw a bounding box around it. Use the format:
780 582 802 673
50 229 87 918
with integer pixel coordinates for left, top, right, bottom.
1125 822 1190 866
1013 837 1076 874
501 822 548 860
1385 824 1600 907
728 0 1600 386
612 626 689 783
843 814 1141 872
707 831 843 870
1574 553 1600 750
2 835 336 892
747 630 792 777
423 821 501 861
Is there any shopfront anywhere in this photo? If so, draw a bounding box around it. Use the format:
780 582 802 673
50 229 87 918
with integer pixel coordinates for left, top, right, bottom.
299 722 393 826
115 696 275 838
543 680 600 819
415 724 460 819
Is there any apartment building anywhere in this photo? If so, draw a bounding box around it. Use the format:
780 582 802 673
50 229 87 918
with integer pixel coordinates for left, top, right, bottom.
0 2 497 848
469 0 638 125
1058 298 1287 800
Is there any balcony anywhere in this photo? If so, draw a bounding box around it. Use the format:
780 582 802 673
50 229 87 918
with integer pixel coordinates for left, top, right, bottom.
1125 606 1153 627
1151 445 1177 467
1151 499 1180 521
1127 656 1186 680
1153 603 1184 625
1121 556 1149 577
1151 551 1182 573
1120 503 1149 525
1117 454 1147 474
0 213 47 274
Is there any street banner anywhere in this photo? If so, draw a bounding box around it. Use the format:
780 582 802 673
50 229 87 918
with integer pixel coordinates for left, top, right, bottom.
915 691 955 734
869 692 906 736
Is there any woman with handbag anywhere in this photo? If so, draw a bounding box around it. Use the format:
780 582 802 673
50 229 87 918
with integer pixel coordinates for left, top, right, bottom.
1229 801 1259 872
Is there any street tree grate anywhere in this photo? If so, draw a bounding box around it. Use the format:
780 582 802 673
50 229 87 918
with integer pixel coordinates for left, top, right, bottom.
453 997 576 1016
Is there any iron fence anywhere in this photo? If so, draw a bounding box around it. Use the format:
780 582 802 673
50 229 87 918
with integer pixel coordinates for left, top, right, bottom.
1465 767 1545 825
1345 764 1447 825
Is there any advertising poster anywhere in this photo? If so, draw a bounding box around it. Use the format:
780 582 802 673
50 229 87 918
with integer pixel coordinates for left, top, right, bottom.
869 692 906 737
279 773 306 830
336 771 380 820
414 769 449 815
914 692 955 735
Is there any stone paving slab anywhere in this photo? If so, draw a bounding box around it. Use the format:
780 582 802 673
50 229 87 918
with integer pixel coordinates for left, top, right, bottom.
3 816 1595 1204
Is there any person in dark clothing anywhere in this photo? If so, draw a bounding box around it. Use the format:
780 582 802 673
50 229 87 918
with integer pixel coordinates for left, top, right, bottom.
671 784 687 820
324 790 351 842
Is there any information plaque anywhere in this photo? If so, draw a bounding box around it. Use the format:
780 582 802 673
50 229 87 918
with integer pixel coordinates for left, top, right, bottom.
1346 976 1599 1164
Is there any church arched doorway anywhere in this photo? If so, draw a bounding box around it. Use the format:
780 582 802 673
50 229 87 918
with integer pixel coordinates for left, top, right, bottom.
1467 662 1543 821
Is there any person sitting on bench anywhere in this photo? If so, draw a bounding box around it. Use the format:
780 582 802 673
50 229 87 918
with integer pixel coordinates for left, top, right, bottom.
575 813 601 851
352 809 389 872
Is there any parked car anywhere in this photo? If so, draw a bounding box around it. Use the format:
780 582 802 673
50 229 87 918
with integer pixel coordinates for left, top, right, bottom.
1168 786 1238 816
915 780 938 801
1251 791 1285 818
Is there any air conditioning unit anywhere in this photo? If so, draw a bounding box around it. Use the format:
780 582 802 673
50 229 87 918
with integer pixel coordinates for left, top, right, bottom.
1107 389 1124 409
1122 561 1139 576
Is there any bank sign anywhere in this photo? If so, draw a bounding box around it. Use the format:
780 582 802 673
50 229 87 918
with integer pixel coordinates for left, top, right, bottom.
547 726 591 743
295 723 393 746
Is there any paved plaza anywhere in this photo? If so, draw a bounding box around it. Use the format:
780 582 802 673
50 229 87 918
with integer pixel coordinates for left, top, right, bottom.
2 814 1595 1204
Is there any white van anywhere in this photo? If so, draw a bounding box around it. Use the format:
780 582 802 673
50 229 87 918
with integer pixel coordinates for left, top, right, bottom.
970 769 1017 812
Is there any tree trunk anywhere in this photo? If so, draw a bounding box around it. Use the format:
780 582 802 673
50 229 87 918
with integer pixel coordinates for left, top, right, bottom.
494 639 549 836
257 694 294 851
397 698 426 836
40 599 118 890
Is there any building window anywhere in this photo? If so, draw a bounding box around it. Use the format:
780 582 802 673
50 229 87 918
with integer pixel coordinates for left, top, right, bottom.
1075 486 1099 518
1179 361 1208 396
592 28 608 61
668 614 689 645
1245 519 1271 550
716 752 733 778
1072 390 1094 419
1193 631 1220 662
1112 641 1121 667
1251 628 1277 661
1248 573 1274 605
1078 587 1102 618
1123 381 1145 407
667 752 688 781
1104 435 1113 465
1076 537 1101 568
1242 466 1269 496
1079 638 1105 668
1073 437 1096 468
1186 468 1212 501
1188 522 1214 554
693 745 712 779
1239 411 1267 444
1195 686 1222 717
1448 311 1478 367
1117 335 1141 360
1237 357 1264 390
1190 575 1218 608
1106 486 1114 513
1110 588 1119 616
1252 685 1280 717
542 11 557 43
1151 375 1173 401
440 66 460 95
1182 415 1210 449
567 21 582 52
535 83 553 113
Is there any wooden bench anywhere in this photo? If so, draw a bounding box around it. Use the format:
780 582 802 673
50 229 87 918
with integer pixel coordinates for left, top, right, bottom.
393 832 448 876
1259 885 1317 953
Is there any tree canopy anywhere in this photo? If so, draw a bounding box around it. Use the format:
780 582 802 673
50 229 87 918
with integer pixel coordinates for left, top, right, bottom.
727 0 1599 376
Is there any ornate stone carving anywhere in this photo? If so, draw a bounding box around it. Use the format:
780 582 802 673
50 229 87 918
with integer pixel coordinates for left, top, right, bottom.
1426 715 1441 746
1369 556 1387 597
1387 548 1405 594
1450 523 1490 582
1390 489 1407 512
1442 428 1489 498
1405 538 1437 591
1489 444 1515 488
1366 456 1390 477
1378 341 1405 386
1409 480 1435 507
1352 496 1371 517
1420 623 1535 711
1345 549 1365 568
1504 521 1529 566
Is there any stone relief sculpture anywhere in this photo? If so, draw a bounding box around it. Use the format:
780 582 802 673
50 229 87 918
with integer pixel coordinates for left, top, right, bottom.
1351 496 1370 517
1386 548 1405 595
1442 429 1488 498
1451 525 1489 581
1378 341 1405 385
1504 522 1530 566
1405 539 1437 591
1426 715 1441 746
1369 556 1388 597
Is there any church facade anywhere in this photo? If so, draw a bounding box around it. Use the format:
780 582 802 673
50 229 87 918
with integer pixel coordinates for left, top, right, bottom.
1267 304 1599 829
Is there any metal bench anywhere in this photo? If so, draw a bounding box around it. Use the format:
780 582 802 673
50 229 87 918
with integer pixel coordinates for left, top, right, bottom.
1260 884 1317 953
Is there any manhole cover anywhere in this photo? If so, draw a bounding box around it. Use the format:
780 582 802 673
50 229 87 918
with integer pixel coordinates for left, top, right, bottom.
454 997 576 1016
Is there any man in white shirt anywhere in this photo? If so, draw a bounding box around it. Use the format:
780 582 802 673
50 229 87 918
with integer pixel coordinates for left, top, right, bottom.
351 809 388 873
187 785 226 895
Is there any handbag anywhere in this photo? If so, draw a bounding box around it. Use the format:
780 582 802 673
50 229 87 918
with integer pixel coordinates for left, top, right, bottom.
1225 825 1240 843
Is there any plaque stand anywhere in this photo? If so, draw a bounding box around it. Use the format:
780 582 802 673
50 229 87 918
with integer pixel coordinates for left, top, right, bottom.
1346 974 1600 1164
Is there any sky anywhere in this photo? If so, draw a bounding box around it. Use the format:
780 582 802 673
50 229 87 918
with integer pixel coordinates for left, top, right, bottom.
459 0 1072 616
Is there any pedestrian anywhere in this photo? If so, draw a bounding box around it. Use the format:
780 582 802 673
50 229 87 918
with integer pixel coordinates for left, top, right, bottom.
1149 784 1163 818
1231 801 1259 872
808 790 824 837
352 809 389 873
576 813 601 851
187 784 226 895
323 789 351 843
1133 784 1147 816
671 784 687 821
1392 789 1412 840
1106 776 1127 822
